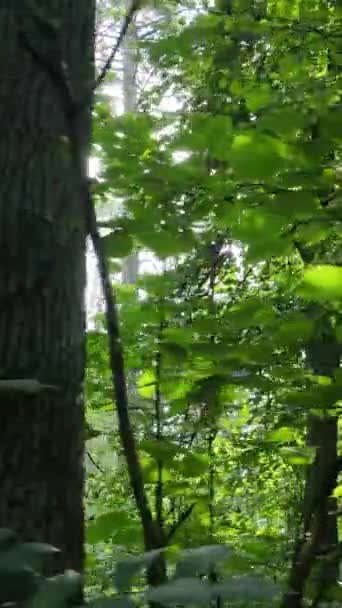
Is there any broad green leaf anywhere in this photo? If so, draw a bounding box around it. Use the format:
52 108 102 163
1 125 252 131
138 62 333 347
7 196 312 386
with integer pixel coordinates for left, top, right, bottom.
336 325 342 343
145 578 212 605
176 114 233 160
88 597 135 608
212 576 279 602
245 84 272 112
177 452 209 478
162 327 194 347
114 549 165 592
0 379 58 394
87 511 133 544
321 108 342 140
227 298 275 328
175 545 230 578
240 536 280 562
232 208 292 261
139 439 179 462
0 541 59 572
138 229 195 258
31 570 82 608
280 446 316 465
295 222 331 245
333 485 342 499
137 369 156 399
143 461 172 483
102 230 133 258
269 191 318 220
258 107 307 139
272 316 314 345
299 266 342 301
162 377 193 401
325 583 342 602
265 427 298 444
230 133 290 181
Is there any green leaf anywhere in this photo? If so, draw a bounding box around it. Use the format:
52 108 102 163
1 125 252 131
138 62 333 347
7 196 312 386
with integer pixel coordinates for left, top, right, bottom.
240 537 279 562
102 230 133 258
336 325 342 343
137 369 156 399
114 549 165 592
298 266 342 301
230 133 290 181
162 327 194 347
89 597 135 608
0 541 60 572
87 511 133 544
137 229 195 258
265 427 299 444
325 583 342 601
140 439 179 462
258 107 306 139
280 446 316 465
245 84 272 112
212 576 279 602
295 222 331 245
269 191 318 220
177 452 209 478
175 545 230 578
0 379 58 394
232 208 292 261
145 578 212 605
31 570 82 608
272 316 314 345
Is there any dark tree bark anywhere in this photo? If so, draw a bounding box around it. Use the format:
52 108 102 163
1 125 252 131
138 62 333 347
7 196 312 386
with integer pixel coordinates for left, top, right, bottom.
0 2 94 572
282 318 341 608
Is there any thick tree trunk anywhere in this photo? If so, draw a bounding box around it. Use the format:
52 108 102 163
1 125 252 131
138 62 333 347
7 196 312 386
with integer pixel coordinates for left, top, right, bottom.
0 2 94 572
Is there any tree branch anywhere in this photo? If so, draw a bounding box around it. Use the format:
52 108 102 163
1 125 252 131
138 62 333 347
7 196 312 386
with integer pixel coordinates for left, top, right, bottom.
166 503 196 543
86 450 105 474
18 0 141 116
94 0 141 93
86 194 160 549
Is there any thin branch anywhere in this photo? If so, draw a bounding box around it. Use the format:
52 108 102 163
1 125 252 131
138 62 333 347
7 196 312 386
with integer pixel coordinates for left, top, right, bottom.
86 194 159 549
166 503 196 542
87 450 105 474
154 318 165 529
94 0 141 92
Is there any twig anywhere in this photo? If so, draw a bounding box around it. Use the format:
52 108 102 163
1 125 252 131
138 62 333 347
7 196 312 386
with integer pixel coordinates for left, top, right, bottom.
19 0 141 117
87 450 105 474
94 0 140 92
86 196 159 548
166 503 196 542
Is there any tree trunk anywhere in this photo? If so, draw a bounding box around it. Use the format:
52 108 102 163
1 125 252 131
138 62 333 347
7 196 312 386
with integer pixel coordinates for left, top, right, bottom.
0 2 94 573
282 317 341 607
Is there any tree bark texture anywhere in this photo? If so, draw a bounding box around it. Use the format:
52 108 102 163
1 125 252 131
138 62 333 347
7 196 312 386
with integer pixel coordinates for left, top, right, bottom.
282 317 341 607
0 2 94 572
